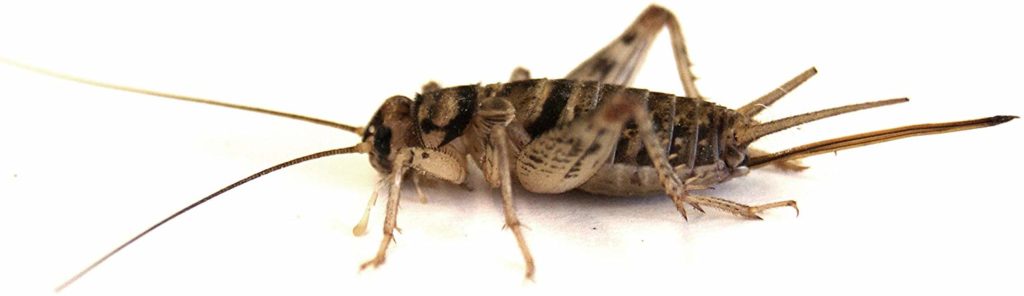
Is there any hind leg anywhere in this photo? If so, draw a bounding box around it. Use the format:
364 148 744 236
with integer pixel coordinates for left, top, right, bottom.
514 87 701 220
567 5 702 98
687 195 799 219
514 85 802 222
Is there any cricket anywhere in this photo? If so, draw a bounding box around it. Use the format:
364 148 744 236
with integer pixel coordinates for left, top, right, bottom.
2 4 1015 292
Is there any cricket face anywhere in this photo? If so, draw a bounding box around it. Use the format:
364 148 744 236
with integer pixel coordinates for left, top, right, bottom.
362 95 418 173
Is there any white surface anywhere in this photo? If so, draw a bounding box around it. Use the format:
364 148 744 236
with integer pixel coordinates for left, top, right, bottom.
1 1 1022 295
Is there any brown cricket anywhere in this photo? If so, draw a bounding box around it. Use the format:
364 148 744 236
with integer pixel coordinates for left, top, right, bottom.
4 5 1014 291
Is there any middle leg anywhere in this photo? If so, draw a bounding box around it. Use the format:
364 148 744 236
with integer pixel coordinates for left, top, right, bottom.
493 125 535 279
466 96 536 278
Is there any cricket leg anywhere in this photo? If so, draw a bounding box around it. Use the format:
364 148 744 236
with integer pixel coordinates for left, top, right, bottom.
514 87 698 220
351 183 383 236
359 147 468 269
494 125 535 279
514 89 631 194
566 4 702 99
625 91 701 220
630 101 798 217
411 174 429 203
359 151 410 269
686 195 799 220
464 96 535 278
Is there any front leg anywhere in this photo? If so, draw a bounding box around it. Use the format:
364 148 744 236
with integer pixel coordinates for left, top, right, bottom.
358 147 467 269
358 150 410 270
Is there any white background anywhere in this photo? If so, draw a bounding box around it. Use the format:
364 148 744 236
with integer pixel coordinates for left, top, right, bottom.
1 1 1022 295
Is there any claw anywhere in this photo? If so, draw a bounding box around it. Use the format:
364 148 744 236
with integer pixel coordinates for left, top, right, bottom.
690 203 706 214
669 191 691 221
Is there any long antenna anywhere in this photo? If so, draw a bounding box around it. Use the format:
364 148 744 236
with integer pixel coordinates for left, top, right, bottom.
0 57 364 135
55 143 370 292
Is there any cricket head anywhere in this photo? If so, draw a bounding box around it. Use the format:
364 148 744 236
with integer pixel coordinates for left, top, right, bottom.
361 95 419 173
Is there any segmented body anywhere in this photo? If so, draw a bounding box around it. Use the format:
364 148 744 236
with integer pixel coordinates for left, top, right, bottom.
27 4 1016 289
412 78 749 196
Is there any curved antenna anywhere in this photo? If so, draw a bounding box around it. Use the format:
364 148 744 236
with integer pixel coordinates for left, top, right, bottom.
55 143 370 292
0 57 364 135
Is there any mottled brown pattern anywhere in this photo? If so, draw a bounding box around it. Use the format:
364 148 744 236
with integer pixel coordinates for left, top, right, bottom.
35 4 1015 289
490 79 742 180
415 85 483 148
